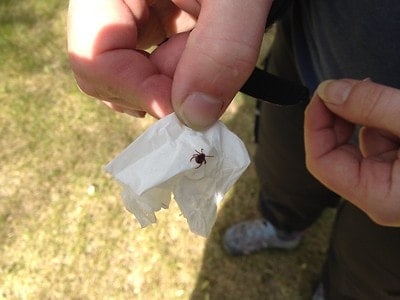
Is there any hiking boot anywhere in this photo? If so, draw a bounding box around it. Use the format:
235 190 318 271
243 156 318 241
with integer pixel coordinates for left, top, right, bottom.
223 219 302 256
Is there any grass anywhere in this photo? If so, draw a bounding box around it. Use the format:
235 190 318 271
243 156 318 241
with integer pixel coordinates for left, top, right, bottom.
0 1 335 299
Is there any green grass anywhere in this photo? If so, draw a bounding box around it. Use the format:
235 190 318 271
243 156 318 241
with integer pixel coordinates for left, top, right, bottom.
0 1 335 299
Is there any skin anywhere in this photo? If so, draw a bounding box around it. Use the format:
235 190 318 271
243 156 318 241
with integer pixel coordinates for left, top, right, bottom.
305 79 400 226
67 0 273 130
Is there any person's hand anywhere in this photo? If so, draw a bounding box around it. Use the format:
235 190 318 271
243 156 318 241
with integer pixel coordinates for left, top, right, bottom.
305 79 400 226
67 0 272 130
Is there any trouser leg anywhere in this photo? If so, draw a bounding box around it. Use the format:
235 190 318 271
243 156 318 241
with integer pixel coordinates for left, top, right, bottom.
322 202 400 299
255 101 339 233
255 21 339 233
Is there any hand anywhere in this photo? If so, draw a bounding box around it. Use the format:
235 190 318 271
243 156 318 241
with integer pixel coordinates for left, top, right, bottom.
305 79 400 226
67 0 272 130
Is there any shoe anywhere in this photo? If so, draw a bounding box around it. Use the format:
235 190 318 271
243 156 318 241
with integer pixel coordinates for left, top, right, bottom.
223 219 302 256
312 283 325 300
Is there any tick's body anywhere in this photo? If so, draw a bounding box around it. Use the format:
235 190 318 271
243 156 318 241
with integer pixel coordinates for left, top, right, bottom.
190 149 213 169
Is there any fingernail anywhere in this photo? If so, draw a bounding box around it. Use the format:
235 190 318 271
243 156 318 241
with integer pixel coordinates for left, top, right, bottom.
317 79 352 105
179 92 224 130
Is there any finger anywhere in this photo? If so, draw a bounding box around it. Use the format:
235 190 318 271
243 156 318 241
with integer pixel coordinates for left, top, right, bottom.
137 1 196 49
360 127 400 160
150 32 190 78
103 101 146 118
70 50 174 119
316 79 400 137
305 90 400 226
68 0 173 118
68 0 146 57
171 0 201 17
304 94 360 191
171 0 273 130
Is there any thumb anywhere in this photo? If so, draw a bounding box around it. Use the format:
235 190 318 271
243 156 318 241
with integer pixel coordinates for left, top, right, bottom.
171 0 272 130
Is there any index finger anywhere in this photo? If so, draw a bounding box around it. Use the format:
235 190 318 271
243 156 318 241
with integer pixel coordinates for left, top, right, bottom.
317 79 400 137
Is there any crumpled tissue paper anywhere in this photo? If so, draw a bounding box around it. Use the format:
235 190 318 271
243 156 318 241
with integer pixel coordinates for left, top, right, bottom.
105 113 250 237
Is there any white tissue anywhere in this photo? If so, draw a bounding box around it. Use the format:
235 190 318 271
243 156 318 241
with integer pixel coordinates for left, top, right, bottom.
105 113 251 237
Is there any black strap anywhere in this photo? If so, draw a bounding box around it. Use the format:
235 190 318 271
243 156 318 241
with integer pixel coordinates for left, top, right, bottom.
240 67 310 105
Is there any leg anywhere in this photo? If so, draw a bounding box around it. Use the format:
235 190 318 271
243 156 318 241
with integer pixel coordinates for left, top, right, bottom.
322 202 400 299
256 18 339 233
255 99 339 234
223 19 339 255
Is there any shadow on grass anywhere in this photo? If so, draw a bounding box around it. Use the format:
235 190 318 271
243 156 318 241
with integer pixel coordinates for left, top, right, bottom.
189 96 336 300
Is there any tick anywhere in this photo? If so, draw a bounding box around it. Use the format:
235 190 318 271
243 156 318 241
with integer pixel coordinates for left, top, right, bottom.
190 149 213 169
